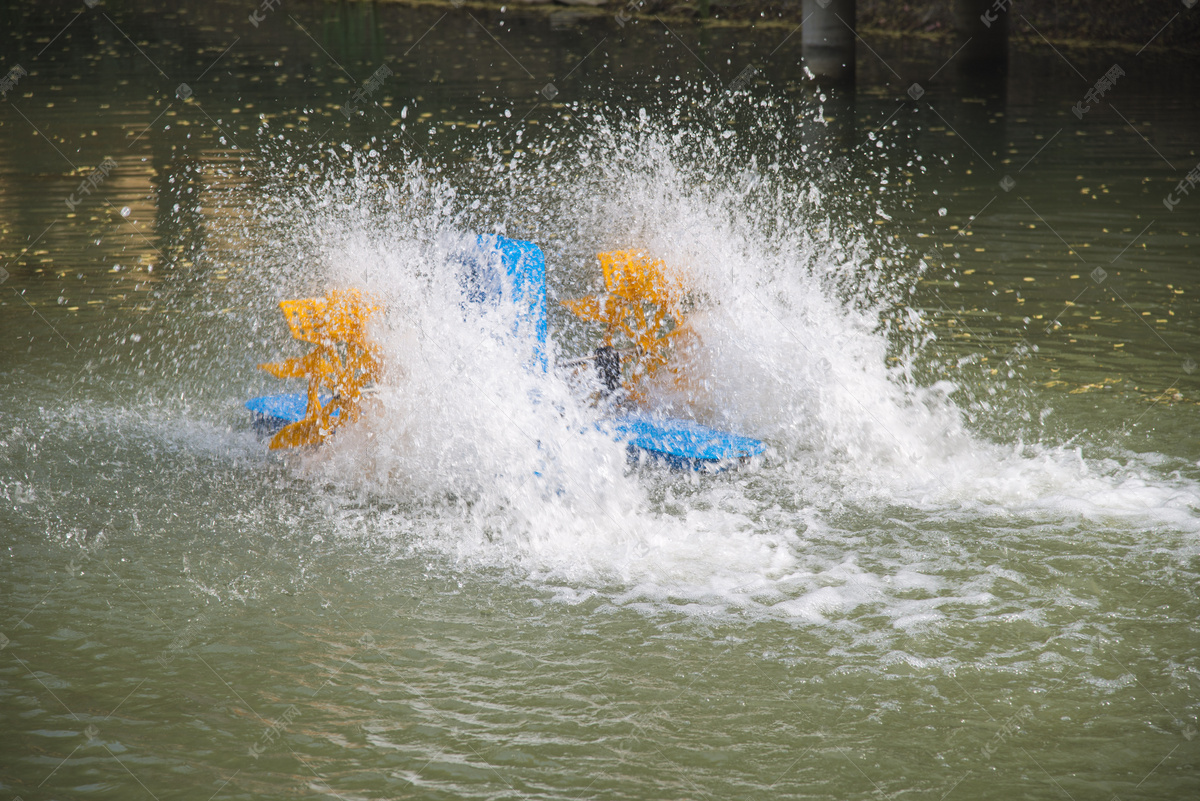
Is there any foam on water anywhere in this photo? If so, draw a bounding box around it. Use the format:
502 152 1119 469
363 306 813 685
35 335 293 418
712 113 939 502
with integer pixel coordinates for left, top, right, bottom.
218 100 1200 627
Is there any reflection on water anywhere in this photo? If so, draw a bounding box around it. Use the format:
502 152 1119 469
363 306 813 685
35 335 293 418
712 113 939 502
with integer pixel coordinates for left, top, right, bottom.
1 2 1198 800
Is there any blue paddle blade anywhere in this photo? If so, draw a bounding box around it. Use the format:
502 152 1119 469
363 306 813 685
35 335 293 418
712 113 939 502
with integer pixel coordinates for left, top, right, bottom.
245 392 333 436
603 413 767 470
457 234 549 372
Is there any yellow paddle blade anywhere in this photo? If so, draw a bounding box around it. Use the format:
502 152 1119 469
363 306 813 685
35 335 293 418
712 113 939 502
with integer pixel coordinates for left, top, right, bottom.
599 251 678 307
269 413 329 450
259 350 323 380
278 288 381 348
259 288 383 449
560 250 689 401
560 295 611 344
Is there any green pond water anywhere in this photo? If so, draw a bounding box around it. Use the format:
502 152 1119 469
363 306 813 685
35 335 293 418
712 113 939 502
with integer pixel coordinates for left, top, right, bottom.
2 1 1198 799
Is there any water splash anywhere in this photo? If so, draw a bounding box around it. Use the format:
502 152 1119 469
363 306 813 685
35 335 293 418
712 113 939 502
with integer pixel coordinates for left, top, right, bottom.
203 96 1200 625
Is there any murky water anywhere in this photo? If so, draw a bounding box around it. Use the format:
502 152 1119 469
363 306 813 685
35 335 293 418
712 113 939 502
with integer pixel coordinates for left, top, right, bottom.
2 2 1198 799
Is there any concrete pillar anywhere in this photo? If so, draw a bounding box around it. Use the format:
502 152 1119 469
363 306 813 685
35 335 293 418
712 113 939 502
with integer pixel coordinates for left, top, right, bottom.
954 0 1008 71
801 0 856 83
